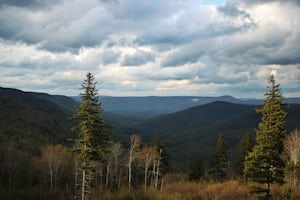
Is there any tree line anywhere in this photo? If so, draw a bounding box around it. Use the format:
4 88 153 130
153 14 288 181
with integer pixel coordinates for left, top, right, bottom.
0 73 299 200
188 75 300 200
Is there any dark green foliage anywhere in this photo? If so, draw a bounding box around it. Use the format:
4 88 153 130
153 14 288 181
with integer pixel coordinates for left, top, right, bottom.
236 133 254 177
245 75 287 199
139 102 261 170
138 101 300 171
2 87 300 172
208 134 230 181
72 72 111 166
0 144 31 189
0 88 76 148
152 133 170 176
71 72 111 199
188 153 204 181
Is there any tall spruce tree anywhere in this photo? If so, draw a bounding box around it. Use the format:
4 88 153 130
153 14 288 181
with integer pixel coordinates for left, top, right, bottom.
245 75 287 200
208 134 229 181
72 72 111 200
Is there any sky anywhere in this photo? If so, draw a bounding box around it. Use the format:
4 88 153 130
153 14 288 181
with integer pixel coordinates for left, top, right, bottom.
0 0 300 98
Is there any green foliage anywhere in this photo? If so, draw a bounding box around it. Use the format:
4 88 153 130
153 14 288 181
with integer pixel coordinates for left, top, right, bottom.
71 72 111 200
208 134 230 181
236 133 254 176
188 153 204 181
152 133 170 175
0 88 76 149
245 75 287 199
72 72 111 167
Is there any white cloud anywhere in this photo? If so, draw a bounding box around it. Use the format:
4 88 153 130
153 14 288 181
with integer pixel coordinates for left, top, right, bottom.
0 0 299 97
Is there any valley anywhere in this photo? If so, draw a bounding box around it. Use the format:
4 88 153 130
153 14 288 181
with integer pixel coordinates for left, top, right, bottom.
1 87 300 169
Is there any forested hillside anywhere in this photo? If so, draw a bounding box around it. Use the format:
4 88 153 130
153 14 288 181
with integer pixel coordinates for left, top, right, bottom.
1 87 300 168
0 87 135 148
137 101 300 169
0 87 76 152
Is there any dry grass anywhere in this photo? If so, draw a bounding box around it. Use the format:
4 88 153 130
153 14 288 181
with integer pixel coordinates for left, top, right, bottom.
164 180 254 200
94 180 253 200
92 179 300 200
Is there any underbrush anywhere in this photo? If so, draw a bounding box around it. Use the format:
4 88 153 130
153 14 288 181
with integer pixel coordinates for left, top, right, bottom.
0 188 73 200
94 180 252 200
164 180 254 200
94 180 300 200
2 180 299 200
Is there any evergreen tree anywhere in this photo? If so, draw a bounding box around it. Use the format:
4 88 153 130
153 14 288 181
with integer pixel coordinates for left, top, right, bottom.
236 133 254 178
72 72 111 200
245 75 287 200
152 133 170 176
208 134 229 181
188 153 204 181
151 133 169 191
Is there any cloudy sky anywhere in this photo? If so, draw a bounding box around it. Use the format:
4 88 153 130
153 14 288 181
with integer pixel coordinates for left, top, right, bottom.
1 0 299 98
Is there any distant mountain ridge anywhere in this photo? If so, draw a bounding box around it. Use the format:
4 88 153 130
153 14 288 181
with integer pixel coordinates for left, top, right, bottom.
72 95 300 118
2 87 300 170
136 101 300 169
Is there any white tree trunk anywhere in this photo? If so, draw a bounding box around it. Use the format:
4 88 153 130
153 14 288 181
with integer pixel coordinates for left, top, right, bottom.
82 168 85 200
128 161 132 191
144 166 148 192
106 163 110 189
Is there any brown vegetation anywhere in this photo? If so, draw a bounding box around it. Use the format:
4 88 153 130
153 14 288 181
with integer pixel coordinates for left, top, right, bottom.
88 179 300 200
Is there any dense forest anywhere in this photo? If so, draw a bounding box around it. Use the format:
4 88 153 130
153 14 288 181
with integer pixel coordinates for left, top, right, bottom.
0 74 300 200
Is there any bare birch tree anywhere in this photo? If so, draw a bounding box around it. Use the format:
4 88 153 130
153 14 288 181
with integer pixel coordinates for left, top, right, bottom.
154 149 162 190
139 146 155 192
127 134 141 191
110 142 123 188
284 128 300 190
40 144 72 192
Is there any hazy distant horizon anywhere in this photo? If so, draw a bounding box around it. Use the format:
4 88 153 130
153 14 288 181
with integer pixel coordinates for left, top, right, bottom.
3 86 300 101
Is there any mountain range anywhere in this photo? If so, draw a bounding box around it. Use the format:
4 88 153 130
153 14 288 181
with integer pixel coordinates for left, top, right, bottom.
1 87 300 169
73 95 300 119
137 101 300 169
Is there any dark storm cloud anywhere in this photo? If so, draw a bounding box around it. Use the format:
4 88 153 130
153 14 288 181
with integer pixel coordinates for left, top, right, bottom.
121 50 155 66
0 2 116 52
264 53 300 65
0 0 60 9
